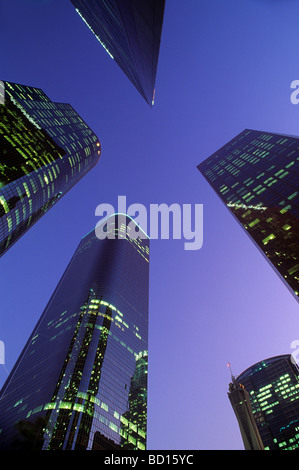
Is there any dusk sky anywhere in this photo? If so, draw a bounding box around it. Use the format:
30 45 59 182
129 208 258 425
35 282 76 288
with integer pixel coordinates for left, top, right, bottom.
1 0 299 450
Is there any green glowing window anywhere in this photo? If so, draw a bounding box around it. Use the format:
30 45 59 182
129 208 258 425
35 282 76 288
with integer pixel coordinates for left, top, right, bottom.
14 399 23 408
0 197 9 214
288 192 298 200
74 404 84 412
59 402 72 409
280 206 291 214
129 422 137 432
90 396 101 406
248 219 260 227
121 416 128 426
128 435 136 445
101 402 108 411
109 422 118 433
262 234 276 245
279 171 289 179
7 217 12 232
15 209 20 225
44 402 56 410
256 187 266 195
23 182 31 197
288 264 299 275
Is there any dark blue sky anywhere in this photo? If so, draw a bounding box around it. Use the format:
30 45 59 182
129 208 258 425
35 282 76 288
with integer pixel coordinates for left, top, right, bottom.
1 0 299 450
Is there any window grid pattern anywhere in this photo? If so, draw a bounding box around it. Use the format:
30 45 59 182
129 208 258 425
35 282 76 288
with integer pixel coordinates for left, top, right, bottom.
237 356 299 450
198 129 299 300
0 81 101 257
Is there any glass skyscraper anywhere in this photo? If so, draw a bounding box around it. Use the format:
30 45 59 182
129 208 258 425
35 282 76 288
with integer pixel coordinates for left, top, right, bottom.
197 129 299 302
0 80 101 257
230 355 299 450
70 0 166 105
0 214 149 450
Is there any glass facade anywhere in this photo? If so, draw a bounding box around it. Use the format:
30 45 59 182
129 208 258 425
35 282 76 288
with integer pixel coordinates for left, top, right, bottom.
235 355 299 450
0 81 101 257
197 129 299 302
0 214 149 450
70 0 166 105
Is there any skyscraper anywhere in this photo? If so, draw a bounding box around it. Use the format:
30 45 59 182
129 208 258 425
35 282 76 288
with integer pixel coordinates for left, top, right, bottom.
227 367 264 450
197 129 299 302
70 0 166 106
0 214 149 450
0 80 101 257
230 355 299 450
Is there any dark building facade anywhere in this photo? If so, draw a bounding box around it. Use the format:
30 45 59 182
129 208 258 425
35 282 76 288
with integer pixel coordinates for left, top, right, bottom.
0 214 149 450
232 355 299 450
197 129 299 302
70 0 165 105
228 370 264 450
0 81 101 257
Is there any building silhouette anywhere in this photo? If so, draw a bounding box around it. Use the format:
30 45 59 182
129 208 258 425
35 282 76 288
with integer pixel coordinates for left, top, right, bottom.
227 365 264 450
0 214 149 450
0 80 101 257
197 129 299 302
230 355 299 450
70 0 166 105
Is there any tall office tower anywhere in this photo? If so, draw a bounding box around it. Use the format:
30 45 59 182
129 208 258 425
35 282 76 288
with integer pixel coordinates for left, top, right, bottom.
197 129 299 302
0 80 101 257
0 214 150 450
227 368 264 450
230 355 299 450
70 0 166 106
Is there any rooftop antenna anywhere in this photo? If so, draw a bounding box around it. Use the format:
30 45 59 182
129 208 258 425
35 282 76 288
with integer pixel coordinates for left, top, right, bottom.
227 362 235 381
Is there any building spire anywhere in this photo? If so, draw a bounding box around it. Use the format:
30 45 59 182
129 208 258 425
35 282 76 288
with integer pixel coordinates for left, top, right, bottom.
227 362 235 382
